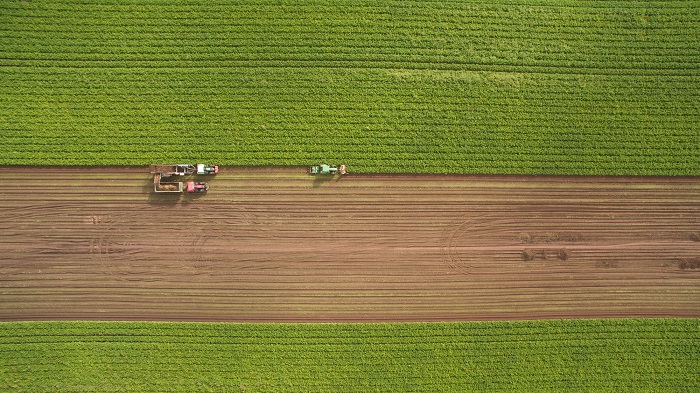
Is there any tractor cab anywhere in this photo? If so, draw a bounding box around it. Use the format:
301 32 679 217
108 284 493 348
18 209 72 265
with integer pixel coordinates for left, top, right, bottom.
187 182 209 193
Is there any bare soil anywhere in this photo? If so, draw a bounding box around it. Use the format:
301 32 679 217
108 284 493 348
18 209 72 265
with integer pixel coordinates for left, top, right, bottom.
0 167 698 322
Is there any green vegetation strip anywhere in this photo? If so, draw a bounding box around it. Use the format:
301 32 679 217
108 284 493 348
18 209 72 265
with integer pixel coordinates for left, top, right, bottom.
1 0 699 174
0 319 698 392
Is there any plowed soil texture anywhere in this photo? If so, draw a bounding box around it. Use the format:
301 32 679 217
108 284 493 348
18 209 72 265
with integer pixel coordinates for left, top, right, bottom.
1 167 698 322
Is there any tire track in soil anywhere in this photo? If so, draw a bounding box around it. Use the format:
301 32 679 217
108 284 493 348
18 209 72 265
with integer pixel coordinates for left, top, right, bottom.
0 166 698 322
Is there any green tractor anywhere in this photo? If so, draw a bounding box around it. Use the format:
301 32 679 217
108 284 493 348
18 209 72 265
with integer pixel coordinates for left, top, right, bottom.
309 164 347 175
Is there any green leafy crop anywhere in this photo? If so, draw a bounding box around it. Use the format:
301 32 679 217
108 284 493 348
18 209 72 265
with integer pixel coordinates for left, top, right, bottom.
0 0 698 174
0 319 698 392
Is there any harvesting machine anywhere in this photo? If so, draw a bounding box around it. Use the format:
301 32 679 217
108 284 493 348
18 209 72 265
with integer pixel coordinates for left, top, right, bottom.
149 164 219 175
309 164 347 175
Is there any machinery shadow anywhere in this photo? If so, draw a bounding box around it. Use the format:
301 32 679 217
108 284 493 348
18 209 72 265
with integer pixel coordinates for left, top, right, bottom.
181 191 207 206
312 175 339 188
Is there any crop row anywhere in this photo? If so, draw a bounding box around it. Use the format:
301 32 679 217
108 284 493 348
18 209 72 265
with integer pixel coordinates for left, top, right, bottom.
4 3 696 22
4 49 696 67
0 319 698 392
2 61 696 78
3 3 697 24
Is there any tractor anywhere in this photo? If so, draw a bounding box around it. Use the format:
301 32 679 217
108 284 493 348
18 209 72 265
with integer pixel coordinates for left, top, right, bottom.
309 164 347 175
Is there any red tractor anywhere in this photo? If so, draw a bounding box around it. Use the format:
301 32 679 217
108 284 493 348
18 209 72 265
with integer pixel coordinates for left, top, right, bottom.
186 181 209 193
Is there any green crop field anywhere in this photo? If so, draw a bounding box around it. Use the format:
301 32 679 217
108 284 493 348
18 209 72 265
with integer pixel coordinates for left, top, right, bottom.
1 0 698 174
0 319 698 392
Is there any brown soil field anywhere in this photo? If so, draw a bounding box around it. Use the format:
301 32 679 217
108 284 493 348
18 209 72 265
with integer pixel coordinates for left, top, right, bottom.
0 166 698 322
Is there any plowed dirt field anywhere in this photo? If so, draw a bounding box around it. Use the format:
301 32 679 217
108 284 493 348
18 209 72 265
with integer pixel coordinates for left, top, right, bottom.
1 167 698 322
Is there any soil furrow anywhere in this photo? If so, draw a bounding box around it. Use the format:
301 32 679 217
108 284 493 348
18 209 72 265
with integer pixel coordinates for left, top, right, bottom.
0 167 698 321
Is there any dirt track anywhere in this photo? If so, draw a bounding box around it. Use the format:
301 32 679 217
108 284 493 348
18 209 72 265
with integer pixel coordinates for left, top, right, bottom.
1 167 698 322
